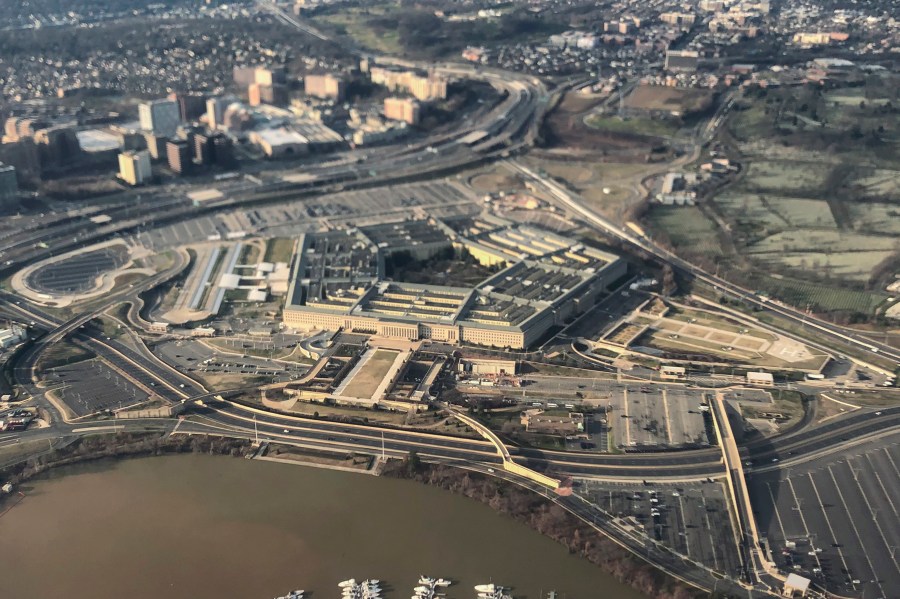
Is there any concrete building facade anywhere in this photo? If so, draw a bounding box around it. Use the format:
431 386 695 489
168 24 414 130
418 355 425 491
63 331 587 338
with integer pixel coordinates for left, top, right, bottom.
282 216 625 349
384 97 421 125
0 163 18 209
165 139 191 175
117 150 152 186
304 73 346 101
139 99 181 136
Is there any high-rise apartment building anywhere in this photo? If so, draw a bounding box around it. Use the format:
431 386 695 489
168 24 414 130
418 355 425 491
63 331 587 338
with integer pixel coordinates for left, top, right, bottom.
118 150 152 186
139 99 181 137
165 140 191 175
0 163 19 209
384 97 421 125
304 73 346 101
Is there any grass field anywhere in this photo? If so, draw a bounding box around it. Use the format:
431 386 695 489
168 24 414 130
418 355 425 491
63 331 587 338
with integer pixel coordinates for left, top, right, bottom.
263 238 296 264
741 160 832 195
848 203 900 235
341 349 400 399
744 273 888 313
315 9 402 55
645 206 724 259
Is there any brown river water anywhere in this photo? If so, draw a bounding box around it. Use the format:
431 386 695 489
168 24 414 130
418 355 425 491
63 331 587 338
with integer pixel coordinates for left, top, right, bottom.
0 455 645 599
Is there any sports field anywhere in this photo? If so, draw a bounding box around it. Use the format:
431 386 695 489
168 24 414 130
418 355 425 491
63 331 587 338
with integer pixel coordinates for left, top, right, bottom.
340 349 400 399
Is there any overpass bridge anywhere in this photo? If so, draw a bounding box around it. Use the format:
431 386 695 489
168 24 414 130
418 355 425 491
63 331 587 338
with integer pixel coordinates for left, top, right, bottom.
452 410 561 491
709 393 783 593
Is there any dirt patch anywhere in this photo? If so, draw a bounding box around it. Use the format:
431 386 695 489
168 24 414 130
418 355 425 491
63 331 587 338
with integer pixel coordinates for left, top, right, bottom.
625 85 714 114
540 91 659 158
341 349 400 399
470 172 523 193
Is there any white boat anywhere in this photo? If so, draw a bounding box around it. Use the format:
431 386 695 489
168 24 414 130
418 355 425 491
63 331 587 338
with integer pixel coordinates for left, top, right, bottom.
339 580 357 588
434 579 451 587
475 584 496 594
419 576 435 585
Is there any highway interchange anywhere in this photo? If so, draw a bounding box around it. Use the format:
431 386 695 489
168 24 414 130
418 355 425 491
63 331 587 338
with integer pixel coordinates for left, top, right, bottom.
1 19 899 599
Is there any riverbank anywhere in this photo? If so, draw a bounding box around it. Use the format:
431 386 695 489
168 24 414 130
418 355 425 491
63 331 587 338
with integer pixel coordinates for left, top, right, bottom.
0 451 647 599
1 435 694 598
382 458 700 599
0 432 249 498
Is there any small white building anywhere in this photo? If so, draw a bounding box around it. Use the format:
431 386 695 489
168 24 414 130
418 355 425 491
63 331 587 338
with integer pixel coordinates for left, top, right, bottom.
782 573 810 597
249 128 309 158
747 371 774 386
0 327 25 349
660 365 686 380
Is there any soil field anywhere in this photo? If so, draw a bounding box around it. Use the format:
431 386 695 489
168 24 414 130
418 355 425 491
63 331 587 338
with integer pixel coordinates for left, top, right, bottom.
341 349 400 399
624 85 714 115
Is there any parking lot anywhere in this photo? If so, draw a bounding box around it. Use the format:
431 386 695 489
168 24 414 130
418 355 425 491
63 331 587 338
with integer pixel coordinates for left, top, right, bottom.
26 244 130 294
46 359 150 417
579 479 744 578
610 387 711 450
748 432 900 598
126 180 479 252
154 339 308 383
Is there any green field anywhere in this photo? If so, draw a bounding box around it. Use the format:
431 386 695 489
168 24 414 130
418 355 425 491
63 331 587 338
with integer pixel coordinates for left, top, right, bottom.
745 274 887 313
645 206 724 259
341 349 400 399
316 10 402 55
740 160 833 195
263 238 296 264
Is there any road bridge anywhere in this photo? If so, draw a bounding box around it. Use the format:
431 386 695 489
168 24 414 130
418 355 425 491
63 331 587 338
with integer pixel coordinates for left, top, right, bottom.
451 410 560 490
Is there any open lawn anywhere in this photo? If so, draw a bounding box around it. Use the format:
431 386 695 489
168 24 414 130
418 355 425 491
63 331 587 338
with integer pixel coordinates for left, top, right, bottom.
645 206 724 259
745 273 888 314
341 349 400 399
848 203 900 235
315 8 402 55
40 342 95 370
741 161 832 195
289 400 407 425
263 238 296 264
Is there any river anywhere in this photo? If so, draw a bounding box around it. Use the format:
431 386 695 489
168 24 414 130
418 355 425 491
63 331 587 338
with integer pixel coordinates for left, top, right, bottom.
0 455 645 599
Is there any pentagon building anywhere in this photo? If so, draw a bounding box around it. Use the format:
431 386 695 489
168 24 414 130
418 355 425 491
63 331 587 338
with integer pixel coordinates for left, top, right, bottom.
283 214 626 349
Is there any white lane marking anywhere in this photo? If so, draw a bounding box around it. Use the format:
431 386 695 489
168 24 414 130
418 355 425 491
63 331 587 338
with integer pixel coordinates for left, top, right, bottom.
827 465 884 597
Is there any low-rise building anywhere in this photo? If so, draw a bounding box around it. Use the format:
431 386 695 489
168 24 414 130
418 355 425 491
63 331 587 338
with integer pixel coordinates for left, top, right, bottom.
249 128 309 158
747 371 774 386
521 410 586 437
457 357 516 376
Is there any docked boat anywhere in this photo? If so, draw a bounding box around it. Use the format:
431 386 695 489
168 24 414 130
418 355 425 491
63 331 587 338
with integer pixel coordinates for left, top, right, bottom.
434 579 451 587
274 591 303 599
475 584 496 594
339 579 357 588
419 576 435 585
